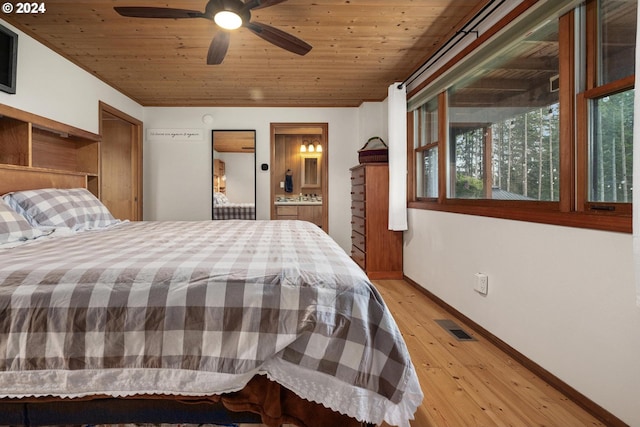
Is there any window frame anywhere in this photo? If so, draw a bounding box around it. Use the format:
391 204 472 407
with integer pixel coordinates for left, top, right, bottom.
577 76 634 217
576 0 635 218
411 92 445 202
407 0 633 233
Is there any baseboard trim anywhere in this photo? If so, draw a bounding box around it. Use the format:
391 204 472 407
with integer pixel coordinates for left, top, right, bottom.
403 275 628 427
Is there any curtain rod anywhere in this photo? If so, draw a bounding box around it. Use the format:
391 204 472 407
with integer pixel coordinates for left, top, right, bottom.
397 0 506 90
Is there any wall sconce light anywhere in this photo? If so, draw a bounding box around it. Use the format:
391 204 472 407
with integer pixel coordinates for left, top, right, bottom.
300 138 322 153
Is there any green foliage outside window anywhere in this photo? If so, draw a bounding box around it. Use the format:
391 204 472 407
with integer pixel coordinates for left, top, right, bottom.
590 90 634 203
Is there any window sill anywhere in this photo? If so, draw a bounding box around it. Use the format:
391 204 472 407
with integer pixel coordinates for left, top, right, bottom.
408 200 631 233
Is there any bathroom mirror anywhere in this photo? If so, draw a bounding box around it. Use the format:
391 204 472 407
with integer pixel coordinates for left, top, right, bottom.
301 155 321 188
212 130 256 220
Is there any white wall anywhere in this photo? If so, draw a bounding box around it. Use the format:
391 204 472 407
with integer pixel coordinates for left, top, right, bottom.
358 101 388 143
0 19 143 133
142 107 362 251
404 209 640 426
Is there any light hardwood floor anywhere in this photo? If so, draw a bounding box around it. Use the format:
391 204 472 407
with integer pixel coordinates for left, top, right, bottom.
93 278 608 427
374 279 604 427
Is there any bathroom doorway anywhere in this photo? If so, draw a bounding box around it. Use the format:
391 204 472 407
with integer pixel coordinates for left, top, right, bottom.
270 123 328 231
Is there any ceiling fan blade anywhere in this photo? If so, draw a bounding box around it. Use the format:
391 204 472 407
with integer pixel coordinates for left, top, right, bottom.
207 31 231 65
114 7 205 19
246 22 311 56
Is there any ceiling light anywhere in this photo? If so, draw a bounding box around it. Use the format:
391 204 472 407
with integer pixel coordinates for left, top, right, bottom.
214 10 242 30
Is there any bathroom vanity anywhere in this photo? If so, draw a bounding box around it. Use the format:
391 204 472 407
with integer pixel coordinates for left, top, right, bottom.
274 195 323 227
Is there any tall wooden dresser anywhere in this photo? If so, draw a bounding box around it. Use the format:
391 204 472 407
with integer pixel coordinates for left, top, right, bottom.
350 163 403 279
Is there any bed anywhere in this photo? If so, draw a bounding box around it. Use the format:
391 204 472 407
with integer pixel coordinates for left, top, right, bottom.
213 192 255 220
0 169 422 427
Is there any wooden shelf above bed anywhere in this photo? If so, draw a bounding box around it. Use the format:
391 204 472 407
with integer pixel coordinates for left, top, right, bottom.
0 103 101 196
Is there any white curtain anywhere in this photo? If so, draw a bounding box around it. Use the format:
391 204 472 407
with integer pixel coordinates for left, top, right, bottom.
634 3 640 307
388 83 408 231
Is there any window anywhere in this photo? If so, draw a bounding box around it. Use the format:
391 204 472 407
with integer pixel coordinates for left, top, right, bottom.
589 90 634 204
584 0 636 210
598 0 636 85
414 97 439 199
447 19 560 201
408 0 635 232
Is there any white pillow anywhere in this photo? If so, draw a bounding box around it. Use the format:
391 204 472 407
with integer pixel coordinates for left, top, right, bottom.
214 192 229 205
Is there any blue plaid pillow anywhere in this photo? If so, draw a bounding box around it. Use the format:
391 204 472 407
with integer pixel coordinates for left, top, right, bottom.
4 188 119 231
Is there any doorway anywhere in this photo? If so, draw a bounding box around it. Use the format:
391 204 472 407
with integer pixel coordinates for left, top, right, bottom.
99 102 143 220
270 123 328 231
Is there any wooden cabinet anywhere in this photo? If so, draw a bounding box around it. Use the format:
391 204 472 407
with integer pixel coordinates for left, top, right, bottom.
298 205 322 226
275 205 298 220
275 204 323 227
350 163 403 279
0 103 100 195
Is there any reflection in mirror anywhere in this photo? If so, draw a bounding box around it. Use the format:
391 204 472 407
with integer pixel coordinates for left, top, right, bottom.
212 130 256 220
301 155 321 188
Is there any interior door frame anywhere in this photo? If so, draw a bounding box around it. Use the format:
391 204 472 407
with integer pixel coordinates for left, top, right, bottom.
270 123 329 231
98 101 143 220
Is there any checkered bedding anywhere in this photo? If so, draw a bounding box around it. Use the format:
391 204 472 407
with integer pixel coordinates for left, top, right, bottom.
0 220 422 427
212 204 255 220
4 188 119 231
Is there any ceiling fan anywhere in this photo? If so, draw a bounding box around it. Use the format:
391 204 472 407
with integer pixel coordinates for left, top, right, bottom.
114 0 312 64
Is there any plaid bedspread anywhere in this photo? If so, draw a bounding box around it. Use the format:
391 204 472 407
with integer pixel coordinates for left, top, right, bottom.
213 204 255 220
0 220 422 426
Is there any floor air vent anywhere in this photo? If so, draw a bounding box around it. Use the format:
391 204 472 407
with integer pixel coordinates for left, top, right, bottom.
435 319 476 341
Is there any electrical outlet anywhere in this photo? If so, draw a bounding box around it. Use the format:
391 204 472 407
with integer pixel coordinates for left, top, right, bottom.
280 181 285 188
474 273 488 295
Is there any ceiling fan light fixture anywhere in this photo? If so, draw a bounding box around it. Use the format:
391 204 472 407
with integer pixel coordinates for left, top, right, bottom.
214 10 243 30
116 0 312 65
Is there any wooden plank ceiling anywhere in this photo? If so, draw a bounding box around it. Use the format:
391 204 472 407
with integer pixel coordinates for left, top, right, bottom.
2 0 491 107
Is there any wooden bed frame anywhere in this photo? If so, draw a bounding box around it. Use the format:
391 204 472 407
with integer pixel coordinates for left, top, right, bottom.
0 165 373 427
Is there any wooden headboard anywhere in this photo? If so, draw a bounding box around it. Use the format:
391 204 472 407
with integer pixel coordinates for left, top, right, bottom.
0 165 87 195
